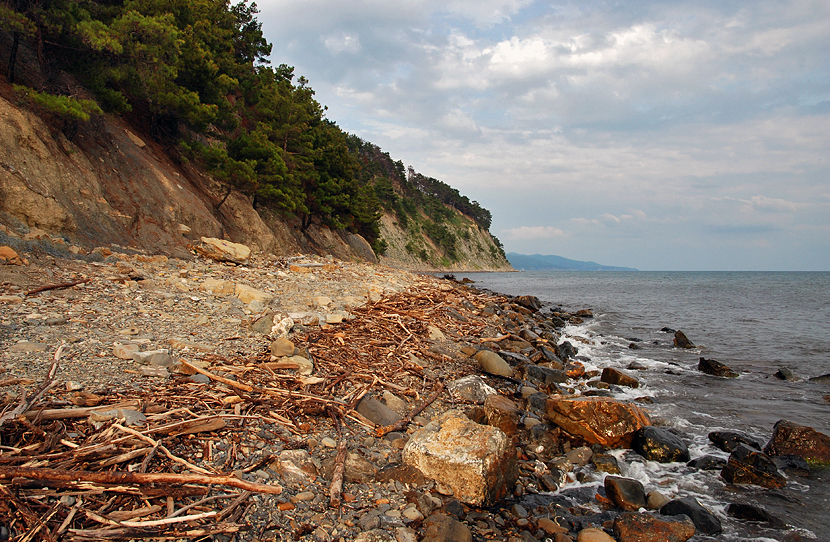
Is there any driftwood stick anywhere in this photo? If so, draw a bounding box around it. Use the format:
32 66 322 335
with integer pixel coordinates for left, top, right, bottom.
328 408 347 508
479 334 513 343
179 358 254 392
376 382 444 437
25 278 91 296
0 466 283 494
0 345 64 428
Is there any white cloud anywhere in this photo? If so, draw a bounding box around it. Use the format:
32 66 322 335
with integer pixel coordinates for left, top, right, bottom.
502 226 567 240
323 33 361 54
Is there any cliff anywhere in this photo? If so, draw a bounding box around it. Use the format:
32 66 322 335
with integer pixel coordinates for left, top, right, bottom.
0 85 511 270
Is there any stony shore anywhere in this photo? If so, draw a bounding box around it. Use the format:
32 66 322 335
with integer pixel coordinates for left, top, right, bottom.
0 243 826 542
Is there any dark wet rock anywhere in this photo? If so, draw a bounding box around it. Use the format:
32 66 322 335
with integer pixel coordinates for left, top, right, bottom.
525 364 568 386
591 453 621 474
357 395 403 427
548 316 568 328
564 361 586 379
661 327 676 333
633 426 690 463
545 396 650 448
673 330 695 349
628 343 640 350
686 455 727 470
764 419 830 464
774 367 797 381
627 360 649 370
808 373 830 383
698 357 739 378
774 454 810 476
576 309 593 318
708 431 761 452
422 514 472 542
515 295 542 312
519 328 541 342
660 496 722 535
726 503 787 529
604 475 646 511
721 444 786 488
557 341 578 360
538 345 564 366
601 367 640 388
526 393 548 414
613 512 695 542
498 350 532 366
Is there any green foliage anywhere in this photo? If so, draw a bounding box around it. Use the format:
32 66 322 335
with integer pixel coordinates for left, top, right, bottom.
13 85 103 122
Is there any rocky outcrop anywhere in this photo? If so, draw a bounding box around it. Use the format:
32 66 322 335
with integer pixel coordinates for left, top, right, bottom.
698 357 738 378
763 419 830 464
601 367 639 388
673 331 695 349
545 397 650 448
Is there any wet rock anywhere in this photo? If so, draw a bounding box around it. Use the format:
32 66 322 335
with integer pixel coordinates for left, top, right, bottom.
539 345 564 366
483 394 522 436
708 431 761 452
447 376 497 404
633 426 690 463
660 496 722 535
525 364 568 386
537 517 568 535
576 309 593 318
661 327 676 333
774 454 811 476
498 350 532 366
726 503 787 529
422 514 472 542
698 357 738 378
557 341 578 360
673 331 695 349
402 410 518 506
566 446 593 466
600 368 639 388
763 419 830 464
515 296 542 312
721 444 786 488
808 373 830 383
564 361 585 379
357 395 403 427
774 367 797 381
196 237 251 263
612 512 695 542
475 350 513 377
590 453 621 474
545 397 650 448
686 455 727 470
604 476 646 511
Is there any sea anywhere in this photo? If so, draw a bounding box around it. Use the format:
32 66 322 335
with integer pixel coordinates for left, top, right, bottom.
450 271 830 541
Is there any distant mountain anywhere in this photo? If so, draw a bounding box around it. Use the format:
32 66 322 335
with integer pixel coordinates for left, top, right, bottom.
507 253 638 271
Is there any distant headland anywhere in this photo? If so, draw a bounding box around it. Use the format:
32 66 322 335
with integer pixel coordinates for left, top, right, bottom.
507 253 639 271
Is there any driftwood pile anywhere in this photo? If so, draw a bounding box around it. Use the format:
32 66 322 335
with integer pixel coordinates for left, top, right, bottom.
0 284 506 541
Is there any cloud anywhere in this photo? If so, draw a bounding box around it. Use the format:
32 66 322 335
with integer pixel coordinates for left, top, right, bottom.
323 33 361 54
740 195 803 213
502 226 567 240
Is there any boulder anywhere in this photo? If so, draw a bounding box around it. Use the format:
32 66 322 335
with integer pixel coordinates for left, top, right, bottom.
269 337 296 357
446 376 497 404
612 512 695 542
808 373 830 383
698 357 738 378
515 295 542 311
601 367 639 388
721 444 786 489
774 368 797 381
604 475 646 511
660 496 722 535
196 237 251 263
763 419 830 464
577 527 615 542
557 341 578 360
402 411 518 506
545 397 650 448
708 431 761 453
646 490 670 510
483 394 522 436
686 455 727 470
199 278 235 296
525 364 568 386
474 350 513 377
673 331 695 349
0 246 22 264
726 503 787 529
591 453 621 474
235 283 273 306
633 426 690 463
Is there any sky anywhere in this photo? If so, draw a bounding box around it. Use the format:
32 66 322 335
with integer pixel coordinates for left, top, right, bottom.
255 0 830 271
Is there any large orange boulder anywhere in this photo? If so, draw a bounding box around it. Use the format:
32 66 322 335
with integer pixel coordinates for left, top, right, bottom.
545 397 650 448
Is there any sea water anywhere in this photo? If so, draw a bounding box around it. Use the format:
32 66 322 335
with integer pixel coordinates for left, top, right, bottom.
452 271 830 539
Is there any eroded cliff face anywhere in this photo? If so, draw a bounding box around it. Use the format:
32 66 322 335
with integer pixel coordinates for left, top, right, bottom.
0 90 510 271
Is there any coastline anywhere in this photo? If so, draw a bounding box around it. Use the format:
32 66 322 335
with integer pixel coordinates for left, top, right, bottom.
1 247 824 541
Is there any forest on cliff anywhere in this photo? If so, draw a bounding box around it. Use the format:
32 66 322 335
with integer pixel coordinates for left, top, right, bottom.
0 0 502 261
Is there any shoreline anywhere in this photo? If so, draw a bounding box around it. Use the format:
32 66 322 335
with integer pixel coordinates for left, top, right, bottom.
1 246 823 541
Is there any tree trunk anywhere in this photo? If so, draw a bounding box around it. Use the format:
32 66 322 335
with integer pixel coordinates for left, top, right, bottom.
8 31 19 83
215 185 233 210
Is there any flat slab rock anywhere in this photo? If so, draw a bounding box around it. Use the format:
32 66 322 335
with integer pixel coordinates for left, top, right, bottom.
545 396 651 448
